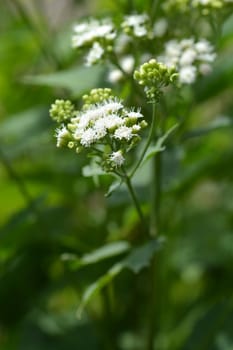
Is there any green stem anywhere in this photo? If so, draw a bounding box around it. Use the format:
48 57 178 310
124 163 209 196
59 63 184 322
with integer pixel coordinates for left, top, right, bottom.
101 287 118 350
146 109 163 350
123 169 145 225
130 103 157 178
150 151 162 237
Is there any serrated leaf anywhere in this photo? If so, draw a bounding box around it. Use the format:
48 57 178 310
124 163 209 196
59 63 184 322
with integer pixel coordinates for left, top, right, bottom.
23 65 103 95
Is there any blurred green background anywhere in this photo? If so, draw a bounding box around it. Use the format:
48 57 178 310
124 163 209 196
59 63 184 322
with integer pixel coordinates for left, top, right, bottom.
1 1 233 349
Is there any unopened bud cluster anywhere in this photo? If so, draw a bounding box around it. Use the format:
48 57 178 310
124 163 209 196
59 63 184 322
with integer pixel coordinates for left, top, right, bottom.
134 59 178 101
50 100 75 123
50 89 147 171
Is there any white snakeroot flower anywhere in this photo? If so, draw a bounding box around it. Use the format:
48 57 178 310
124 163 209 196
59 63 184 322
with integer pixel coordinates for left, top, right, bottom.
72 18 116 48
198 52 216 62
108 69 124 83
165 40 181 58
160 37 216 84
134 26 147 37
153 18 168 37
80 128 98 147
180 48 197 65
104 114 125 130
123 13 149 27
195 39 213 53
121 55 135 73
127 111 144 119
101 99 124 114
180 38 195 49
56 126 69 147
122 13 149 37
85 42 104 66
114 126 134 141
179 66 197 84
199 63 212 75
132 124 141 132
110 150 125 167
93 118 107 139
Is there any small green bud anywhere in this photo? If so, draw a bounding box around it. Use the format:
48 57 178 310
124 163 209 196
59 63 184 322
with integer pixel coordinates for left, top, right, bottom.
134 59 178 102
140 120 148 129
50 99 75 123
82 88 113 108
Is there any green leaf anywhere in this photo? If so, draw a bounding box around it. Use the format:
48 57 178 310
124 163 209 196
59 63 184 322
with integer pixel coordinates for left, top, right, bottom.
105 180 123 197
23 65 103 95
141 124 178 167
122 237 165 273
62 241 131 269
76 263 123 318
82 163 105 178
77 238 164 317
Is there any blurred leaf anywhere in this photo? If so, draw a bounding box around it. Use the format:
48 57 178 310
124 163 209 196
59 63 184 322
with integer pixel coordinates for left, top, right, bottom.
105 179 123 197
183 116 233 140
77 238 164 317
183 301 233 350
76 263 123 318
195 51 233 101
122 237 165 273
23 65 104 95
61 241 131 269
141 124 178 168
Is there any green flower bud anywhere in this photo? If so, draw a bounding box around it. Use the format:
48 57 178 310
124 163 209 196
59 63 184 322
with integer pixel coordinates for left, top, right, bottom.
134 59 178 102
50 99 75 123
82 88 113 108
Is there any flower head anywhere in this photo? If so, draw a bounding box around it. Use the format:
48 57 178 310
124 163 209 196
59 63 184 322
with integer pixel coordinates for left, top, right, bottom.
121 13 151 38
109 150 125 167
134 59 178 101
158 38 216 84
50 88 147 173
72 18 116 49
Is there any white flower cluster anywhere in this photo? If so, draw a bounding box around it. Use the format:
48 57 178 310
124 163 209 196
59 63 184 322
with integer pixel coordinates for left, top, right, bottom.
55 96 147 169
121 14 150 38
72 18 116 66
158 38 216 84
